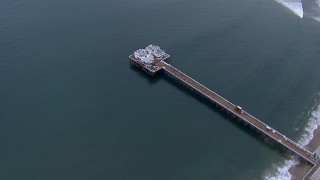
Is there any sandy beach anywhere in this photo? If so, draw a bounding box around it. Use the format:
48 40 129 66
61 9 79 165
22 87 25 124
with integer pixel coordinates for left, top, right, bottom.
289 126 320 179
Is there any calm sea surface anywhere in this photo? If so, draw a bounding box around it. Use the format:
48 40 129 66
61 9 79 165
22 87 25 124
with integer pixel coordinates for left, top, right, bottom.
1 0 320 179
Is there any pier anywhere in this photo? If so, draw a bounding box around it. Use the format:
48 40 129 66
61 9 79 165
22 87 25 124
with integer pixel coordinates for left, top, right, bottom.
129 45 320 180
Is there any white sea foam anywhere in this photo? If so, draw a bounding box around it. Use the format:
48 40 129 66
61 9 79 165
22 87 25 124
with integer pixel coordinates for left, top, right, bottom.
297 105 320 147
273 0 320 22
314 16 320 21
275 0 304 18
310 0 320 22
263 159 298 180
264 104 320 180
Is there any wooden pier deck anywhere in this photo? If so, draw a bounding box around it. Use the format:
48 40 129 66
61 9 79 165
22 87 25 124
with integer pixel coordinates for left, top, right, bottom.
153 60 319 179
129 44 320 179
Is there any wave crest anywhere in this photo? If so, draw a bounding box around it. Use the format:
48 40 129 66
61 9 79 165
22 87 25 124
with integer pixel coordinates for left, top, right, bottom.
275 0 304 18
263 103 320 179
263 159 298 180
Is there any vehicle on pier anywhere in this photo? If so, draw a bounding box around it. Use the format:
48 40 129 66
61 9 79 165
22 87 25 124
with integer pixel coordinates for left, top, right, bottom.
235 105 243 113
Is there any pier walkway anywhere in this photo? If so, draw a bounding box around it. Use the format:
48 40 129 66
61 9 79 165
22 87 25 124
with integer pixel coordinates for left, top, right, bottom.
154 61 318 167
129 45 320 179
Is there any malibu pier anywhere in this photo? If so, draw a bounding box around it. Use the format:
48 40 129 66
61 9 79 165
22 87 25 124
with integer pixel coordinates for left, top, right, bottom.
129 45 320 180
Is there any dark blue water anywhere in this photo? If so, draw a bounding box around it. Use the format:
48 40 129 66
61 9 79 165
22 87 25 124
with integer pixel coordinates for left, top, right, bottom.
1 0 320 179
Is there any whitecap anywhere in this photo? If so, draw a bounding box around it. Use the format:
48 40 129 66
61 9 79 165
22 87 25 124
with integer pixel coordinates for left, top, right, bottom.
275 0 304 18
264 104 320 179
263 159 297 180
297 104 320 147
309 0 320 22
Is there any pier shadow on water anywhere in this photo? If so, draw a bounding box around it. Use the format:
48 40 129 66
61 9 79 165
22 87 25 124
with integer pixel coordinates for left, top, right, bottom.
129 64 162 84
129 64 311 165
160 73 299 158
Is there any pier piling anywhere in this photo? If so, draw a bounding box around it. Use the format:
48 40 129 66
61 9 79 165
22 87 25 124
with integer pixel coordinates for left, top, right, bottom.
129 45 320 180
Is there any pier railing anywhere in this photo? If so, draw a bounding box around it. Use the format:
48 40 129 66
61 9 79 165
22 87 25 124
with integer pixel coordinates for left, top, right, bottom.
155 61 316 166
131 52 320 179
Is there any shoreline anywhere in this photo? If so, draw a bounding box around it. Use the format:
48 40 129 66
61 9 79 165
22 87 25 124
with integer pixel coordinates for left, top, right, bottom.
289 125 320 179
266 102 320 180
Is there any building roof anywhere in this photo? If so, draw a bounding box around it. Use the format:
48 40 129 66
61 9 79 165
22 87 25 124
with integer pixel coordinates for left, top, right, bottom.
133 44 168 64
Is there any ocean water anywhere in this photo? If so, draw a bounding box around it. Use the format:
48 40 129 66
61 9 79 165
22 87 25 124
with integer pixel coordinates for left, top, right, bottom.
1 0 320 179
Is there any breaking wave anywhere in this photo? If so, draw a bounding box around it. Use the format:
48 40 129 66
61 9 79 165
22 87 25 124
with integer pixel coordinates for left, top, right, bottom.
298 105 320 147
273 0 320 22
263 159 298 180
275 0 304 18
263 103 320 180
311 0 320 22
